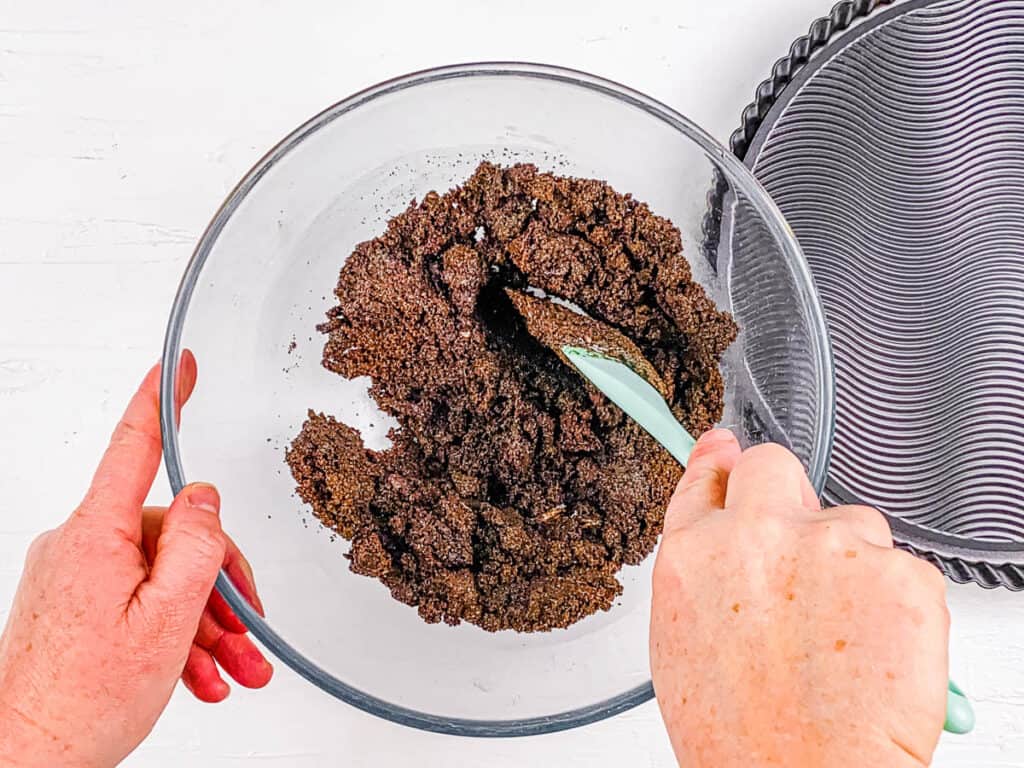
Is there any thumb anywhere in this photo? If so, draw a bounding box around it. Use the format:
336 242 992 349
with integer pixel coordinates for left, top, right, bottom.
134 483 227 637
663 429 741 535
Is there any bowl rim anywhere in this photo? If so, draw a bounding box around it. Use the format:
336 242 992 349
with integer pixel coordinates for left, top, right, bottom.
160 61 836 737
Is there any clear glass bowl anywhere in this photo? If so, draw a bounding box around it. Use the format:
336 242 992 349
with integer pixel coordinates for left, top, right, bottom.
160 63 835 736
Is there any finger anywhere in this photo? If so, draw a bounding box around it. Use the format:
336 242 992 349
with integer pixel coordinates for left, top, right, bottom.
229 540 263 613
143 507 263 633
208 537 265 634
174 349 198 426
664 429 741 534
212 633 274 689
132 483 226 640
195 610 274 689
832 504 894 548
140 506 165 564
78 362 162 538
78 352 197 541
724 443 819 512
203 634 272 690
182 644 230 703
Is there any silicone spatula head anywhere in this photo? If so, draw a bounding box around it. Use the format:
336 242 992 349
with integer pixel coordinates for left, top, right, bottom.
560 345 695 466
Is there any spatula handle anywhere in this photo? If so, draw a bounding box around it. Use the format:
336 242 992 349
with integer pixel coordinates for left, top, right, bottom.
945 679 974 734
660 419 696 467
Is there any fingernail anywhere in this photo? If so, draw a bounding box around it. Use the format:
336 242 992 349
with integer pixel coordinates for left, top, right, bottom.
697 428 733 444
241 580 266 618
230 567 266 618
186 483 220 514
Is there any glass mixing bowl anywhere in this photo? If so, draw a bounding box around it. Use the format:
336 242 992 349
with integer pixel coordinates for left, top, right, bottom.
160 63 835 736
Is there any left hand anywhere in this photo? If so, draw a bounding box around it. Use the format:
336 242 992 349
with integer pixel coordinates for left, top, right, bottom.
0 353 273 768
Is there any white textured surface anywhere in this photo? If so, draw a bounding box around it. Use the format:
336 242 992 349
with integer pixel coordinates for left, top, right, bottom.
0 1 1021 765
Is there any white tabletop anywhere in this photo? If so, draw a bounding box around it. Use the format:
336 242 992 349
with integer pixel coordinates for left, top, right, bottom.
1 1 1022 765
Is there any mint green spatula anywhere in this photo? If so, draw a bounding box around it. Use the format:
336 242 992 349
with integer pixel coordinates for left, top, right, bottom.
560 344 975 736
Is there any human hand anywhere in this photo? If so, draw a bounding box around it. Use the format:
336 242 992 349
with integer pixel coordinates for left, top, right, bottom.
0 354 273 768
650 430 948 767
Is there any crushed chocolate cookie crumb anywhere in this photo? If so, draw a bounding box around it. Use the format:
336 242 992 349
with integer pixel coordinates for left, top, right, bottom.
504 287 671 400
286 162 736 632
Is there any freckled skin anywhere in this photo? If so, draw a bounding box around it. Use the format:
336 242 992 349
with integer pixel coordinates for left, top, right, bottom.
651 431 949 767
0 356 273 768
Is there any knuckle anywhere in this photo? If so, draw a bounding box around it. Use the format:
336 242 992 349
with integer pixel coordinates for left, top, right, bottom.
115 417 161 450
742 442 803 472
26 529 54 560
731 505 790 544
807 519 855 553
652 552 683 594
686 464 729 488
688 438 731 465
844 504 887 527
736 504 780 531
889 549 947 593
176 523 227 562
52 522 87 553
676 465 729 504
915 556 948 594
836 504 894 545
652 549 703 610
55 518 114 561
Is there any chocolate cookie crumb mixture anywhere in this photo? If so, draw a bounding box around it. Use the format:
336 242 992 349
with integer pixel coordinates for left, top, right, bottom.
287 162 737 632
504 287 671 400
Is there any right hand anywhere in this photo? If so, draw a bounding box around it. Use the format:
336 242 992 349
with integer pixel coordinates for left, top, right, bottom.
650 429 949 767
